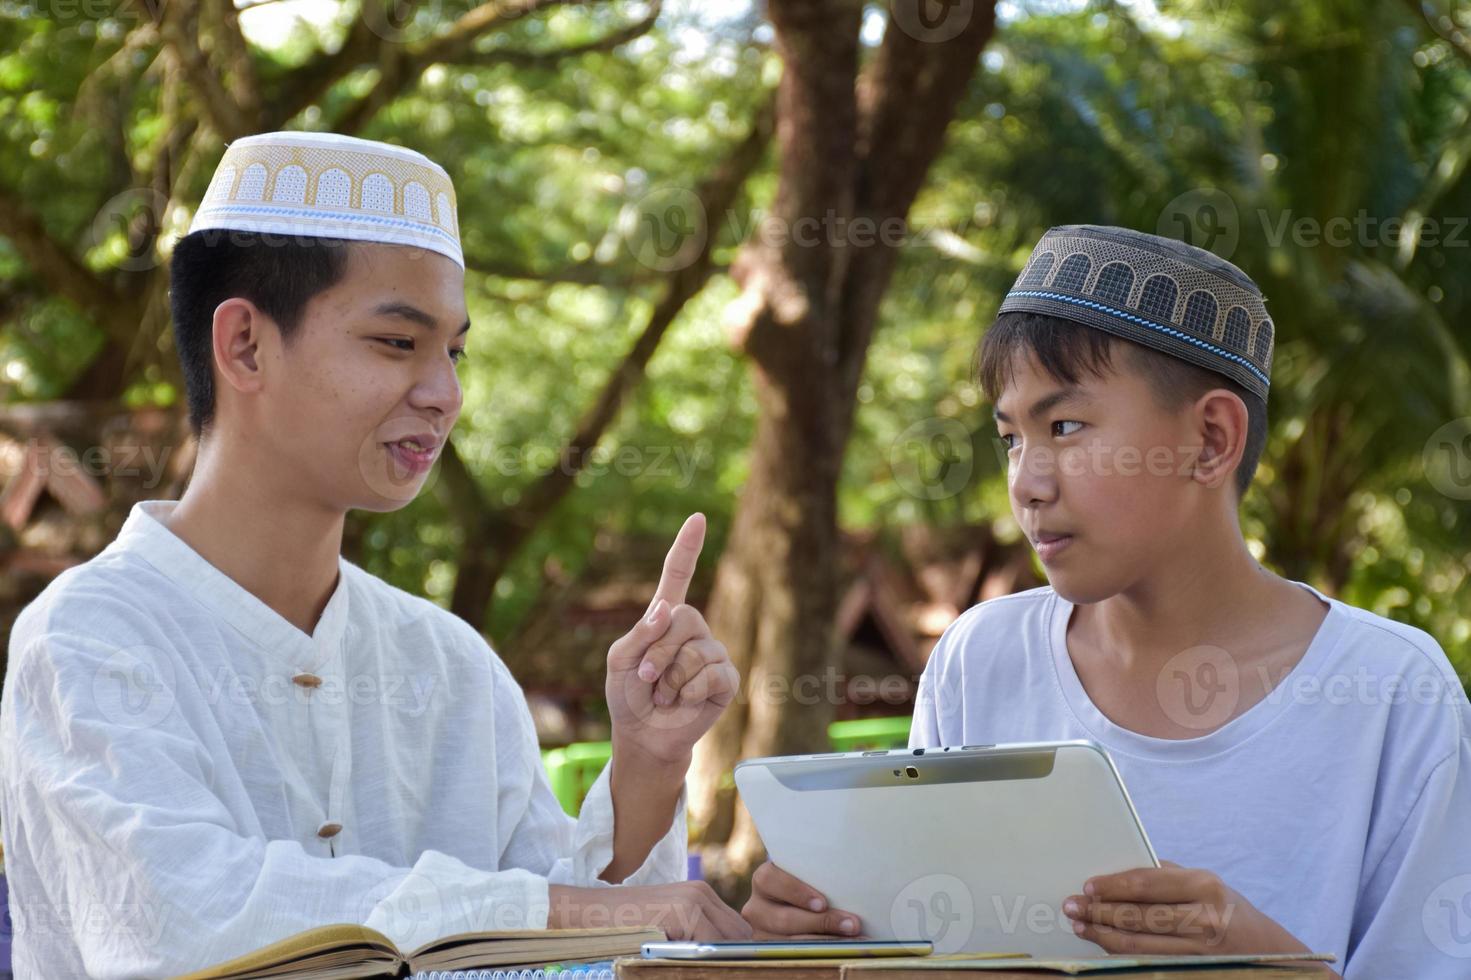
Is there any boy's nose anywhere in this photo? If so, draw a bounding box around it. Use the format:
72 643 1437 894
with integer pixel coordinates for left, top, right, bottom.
1009 444 1059 507
408 357 463 418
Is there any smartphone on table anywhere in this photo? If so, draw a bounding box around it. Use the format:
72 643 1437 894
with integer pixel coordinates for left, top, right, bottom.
641 940 933 960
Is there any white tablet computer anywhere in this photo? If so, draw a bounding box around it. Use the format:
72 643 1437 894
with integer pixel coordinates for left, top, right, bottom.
734 739 1157 957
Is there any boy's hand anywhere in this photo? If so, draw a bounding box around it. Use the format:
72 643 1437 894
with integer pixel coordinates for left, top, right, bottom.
1063 861 1330 968
605 514 739 766
550 882 753 941
742 861 865 939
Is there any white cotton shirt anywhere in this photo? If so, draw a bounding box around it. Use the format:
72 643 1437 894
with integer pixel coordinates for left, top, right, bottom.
0 499 688 980
910 583 1471 978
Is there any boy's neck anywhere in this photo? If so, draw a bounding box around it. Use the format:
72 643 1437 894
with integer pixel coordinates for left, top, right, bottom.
162 441 347 638
1069 515 1324 678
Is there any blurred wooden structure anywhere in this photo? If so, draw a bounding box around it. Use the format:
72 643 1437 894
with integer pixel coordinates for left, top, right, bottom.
0 402 195 659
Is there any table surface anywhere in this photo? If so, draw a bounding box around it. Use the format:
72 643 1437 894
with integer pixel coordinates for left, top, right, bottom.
615 956 1333 980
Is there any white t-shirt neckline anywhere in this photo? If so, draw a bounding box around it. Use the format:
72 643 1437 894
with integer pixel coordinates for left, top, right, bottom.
1046 580 1351 762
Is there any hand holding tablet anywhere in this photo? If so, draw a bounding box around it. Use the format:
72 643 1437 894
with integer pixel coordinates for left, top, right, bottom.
736 741 1157 956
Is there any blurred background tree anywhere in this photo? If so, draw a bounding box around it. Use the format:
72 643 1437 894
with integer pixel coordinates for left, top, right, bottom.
2 0 1468 898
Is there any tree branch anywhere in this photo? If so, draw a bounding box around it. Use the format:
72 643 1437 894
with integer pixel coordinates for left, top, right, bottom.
446 94 775 628
416 0 587 63
76 21 160 125
269 1 649 136
158 0 258 139
268 5 399 129
333 0 613 134
211 0 265 126
830 1 997 390
0 187 138 346
455 0 660 68
467 257 653 287
856 5 998 222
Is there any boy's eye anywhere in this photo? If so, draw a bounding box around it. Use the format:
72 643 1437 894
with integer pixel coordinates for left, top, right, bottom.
999 433 1018 451
379 338 467 364
1052 420 1083 438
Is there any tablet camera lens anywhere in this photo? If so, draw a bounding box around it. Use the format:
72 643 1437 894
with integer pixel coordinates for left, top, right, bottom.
905 766 920 779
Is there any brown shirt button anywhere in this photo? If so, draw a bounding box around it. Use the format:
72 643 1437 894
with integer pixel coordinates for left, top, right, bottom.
317 822 343 839
292 672 323 688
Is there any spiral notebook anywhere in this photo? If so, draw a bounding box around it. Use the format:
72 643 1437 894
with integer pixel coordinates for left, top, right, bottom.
410 961 616 980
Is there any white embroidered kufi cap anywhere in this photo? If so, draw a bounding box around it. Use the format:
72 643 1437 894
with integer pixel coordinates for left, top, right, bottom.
188 131 463 269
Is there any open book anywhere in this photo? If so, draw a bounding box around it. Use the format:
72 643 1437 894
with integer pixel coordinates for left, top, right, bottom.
172 924 666 980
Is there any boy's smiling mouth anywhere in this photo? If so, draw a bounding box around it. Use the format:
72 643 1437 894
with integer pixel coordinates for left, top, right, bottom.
381 429 444 475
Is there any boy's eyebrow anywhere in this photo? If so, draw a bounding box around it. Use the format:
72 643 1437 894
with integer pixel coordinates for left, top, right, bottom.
993 387 1090 424
372 300 472 336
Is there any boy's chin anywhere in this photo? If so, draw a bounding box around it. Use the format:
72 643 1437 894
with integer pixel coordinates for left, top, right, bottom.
352 490 422 513
345 476 428 513
1043 567 1125 606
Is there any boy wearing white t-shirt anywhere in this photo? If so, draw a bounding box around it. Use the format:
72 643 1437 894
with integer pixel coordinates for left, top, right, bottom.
741 225 1471 978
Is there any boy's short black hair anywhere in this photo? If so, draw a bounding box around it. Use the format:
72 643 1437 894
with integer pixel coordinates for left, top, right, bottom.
168 230 354 436
977 311 1268 498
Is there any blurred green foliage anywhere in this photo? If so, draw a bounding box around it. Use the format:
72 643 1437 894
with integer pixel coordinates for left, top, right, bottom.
1 0 1466 683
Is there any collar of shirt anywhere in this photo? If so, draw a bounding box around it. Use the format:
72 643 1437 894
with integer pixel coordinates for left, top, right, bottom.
115 499 352 665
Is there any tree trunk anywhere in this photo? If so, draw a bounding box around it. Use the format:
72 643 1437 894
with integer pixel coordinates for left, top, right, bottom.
688 0 998 887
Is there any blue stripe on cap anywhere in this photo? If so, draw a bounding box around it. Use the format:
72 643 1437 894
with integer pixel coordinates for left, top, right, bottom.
1004 289 1270 389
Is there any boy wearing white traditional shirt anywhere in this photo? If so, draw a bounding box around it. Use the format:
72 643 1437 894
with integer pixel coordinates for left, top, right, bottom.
0 132 748 979
741 225 1471 978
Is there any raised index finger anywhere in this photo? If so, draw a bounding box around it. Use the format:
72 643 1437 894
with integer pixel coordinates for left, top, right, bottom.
651 513 706 608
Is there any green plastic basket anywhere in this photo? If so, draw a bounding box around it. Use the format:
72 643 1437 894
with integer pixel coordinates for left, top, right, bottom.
827 716 912 752
541 740 613 815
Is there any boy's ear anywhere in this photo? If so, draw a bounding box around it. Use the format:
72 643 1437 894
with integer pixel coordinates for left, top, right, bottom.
212 297 271 397
1191 389 1248 490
